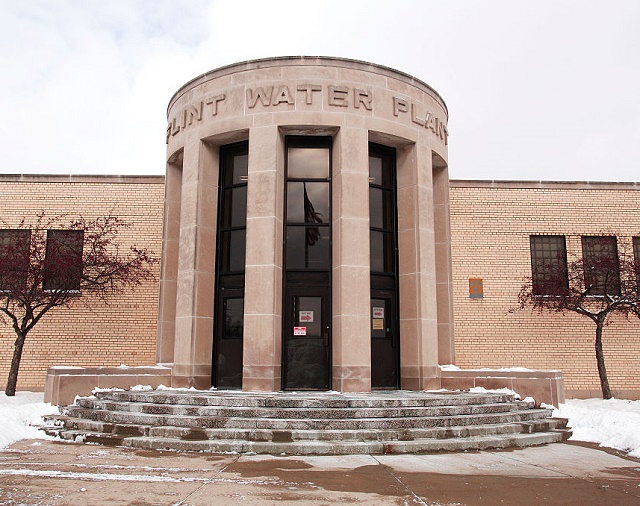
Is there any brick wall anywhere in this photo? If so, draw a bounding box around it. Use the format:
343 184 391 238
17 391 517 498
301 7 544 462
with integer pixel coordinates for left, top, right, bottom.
3 175 639 398
449 180 640 398
0 176 164 391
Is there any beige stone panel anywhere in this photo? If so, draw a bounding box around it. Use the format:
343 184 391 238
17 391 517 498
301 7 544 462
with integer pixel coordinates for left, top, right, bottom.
179 180 199 228
418 273 438 321
335 172 369 219
199 73 234 94
242 313 277 366
197 117 254 142
417 316 439 373
399 318 420 364
197 141 218 187
417 238 437 284
398 228 418 275
194 225 216 273
194 271 215 318
249 126 279 172
332 366 371 393
244 265 278 316
193 317 214 363
334 314 371 365
331 313 343 358
337 266 370 316
280 65 339 81
176 226 197 274
173 316 195 365
157 319 175 362
247 171 279 216
245 217 278 266
175 270 196 317
252 113 275 127
396 142 418 189
230 66 285 85
398 273 418 320
397 185 417 232
338 218 370 266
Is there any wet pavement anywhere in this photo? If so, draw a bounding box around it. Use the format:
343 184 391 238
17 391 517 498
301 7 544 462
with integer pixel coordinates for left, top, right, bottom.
0 439 639 505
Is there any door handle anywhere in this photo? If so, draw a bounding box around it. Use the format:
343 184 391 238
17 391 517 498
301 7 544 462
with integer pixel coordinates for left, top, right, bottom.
323 332 329 347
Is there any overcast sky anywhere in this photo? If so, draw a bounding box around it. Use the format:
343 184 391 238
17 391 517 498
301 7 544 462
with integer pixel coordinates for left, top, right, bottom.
1 1 638 181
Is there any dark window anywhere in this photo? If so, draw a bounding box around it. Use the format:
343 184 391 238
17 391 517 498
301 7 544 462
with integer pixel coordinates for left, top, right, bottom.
0 229 31 292
214 141 249 388
582 236 621 296
43 230 84 291
369 146 397 276
530 235 569 296
284 137 331 272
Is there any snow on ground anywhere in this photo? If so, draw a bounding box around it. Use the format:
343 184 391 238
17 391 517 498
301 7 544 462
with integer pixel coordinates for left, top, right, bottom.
1 392 640 458
0 392 59 449
553 398 640 458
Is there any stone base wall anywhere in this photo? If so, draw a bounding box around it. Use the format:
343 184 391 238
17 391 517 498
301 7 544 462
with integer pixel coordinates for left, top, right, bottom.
44 366 172 406
440 368 565 407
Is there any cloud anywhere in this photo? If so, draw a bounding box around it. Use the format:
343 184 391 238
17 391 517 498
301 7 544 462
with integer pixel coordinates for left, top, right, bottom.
0 0 639 181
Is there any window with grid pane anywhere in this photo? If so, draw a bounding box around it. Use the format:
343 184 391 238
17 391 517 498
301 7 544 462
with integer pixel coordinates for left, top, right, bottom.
582 236 621 296
0 229 30 292
530 235 568 296
43 230 84 291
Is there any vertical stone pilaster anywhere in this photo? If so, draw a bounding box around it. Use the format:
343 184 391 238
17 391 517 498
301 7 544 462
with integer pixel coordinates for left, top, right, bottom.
171 138 218 389
156 156 182 364
242 126 283 391
332 127 371 392
433 154 455 365
397 141 440 390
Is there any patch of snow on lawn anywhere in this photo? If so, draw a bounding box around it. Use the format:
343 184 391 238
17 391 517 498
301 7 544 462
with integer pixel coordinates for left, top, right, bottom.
554 398 640 458
0 392 59 449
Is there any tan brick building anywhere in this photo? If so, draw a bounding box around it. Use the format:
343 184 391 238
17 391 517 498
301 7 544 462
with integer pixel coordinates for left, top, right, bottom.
0 176 164 391
1 176 639 399
1 58 638 402
450 180 640 399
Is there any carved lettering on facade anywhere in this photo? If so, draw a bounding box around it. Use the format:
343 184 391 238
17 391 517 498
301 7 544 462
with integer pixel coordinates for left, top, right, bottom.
167 84 448 145
328 85 349 107
393 97 448 145
297 84 322 104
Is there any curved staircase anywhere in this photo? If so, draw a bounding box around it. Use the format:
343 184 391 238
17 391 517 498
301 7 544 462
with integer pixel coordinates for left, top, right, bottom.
44 389 571 455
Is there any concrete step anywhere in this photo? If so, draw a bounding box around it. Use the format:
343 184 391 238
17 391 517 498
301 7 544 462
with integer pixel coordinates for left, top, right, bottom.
94 390 518 408
46 389 571 455
56 430 569 455
60 405 553 430
73 398 526 419
47 416 568 444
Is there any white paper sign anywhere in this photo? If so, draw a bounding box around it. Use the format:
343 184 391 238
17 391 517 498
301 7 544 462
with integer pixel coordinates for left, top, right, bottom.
293 326 307 336
372 307 385 319
299 310 314 323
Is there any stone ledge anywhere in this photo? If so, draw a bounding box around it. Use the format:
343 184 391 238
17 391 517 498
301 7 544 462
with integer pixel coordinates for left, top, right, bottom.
439 368 565 407
44 366 172 406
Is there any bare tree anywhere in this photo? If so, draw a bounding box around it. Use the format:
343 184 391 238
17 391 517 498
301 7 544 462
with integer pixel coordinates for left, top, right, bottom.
0 212 157 396
518 236 640 399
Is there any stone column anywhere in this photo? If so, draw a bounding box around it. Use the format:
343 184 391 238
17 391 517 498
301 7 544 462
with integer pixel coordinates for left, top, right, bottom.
156 156 182 364
242 126 283 391
171 138 218 389
397 140 440 390
433 155 455 365
331 127 371 392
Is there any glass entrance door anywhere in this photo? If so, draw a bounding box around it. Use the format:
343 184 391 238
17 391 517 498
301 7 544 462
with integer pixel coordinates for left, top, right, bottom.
213 142 248 388
369 144 400 389
282 136 332 390
283 285 330 389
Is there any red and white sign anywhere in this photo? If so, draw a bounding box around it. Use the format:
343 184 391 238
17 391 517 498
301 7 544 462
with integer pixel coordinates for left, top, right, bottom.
372 307 385 319
299 310 314 323
293 326 307 336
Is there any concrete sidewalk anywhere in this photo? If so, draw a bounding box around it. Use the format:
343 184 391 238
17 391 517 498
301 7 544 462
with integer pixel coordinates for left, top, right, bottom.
1 439 639 505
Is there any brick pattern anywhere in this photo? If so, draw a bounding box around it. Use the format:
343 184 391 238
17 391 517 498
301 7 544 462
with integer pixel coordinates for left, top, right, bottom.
3 176 639 397
449 182 640 396
0 177 164 391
